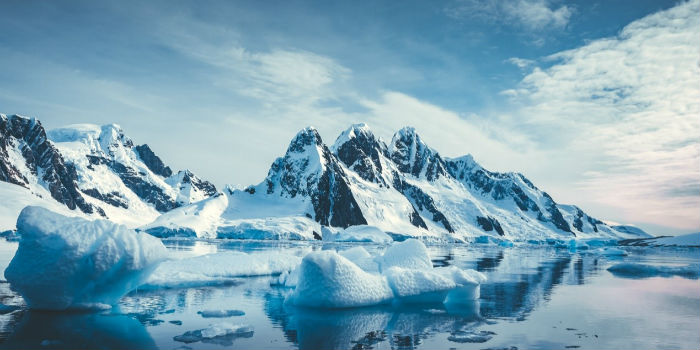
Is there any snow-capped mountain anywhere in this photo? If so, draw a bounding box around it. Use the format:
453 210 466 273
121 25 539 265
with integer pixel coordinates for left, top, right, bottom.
145 123 643 241
1 114 101 217
0 114 217 229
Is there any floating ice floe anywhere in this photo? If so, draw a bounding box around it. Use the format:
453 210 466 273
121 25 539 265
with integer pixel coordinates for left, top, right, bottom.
198 309 246 318
321 225 393 243
607 263 699 279
143 251 302 289
3 206 168 310
284 239 486 308
592 247 628 256
174 323 254 345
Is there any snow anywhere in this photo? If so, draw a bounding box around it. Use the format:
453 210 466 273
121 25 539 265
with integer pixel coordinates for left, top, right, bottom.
0 182 86 232
143 251 302 289
377 239 433 272
4 206 167 310
607 263 699 279
143 188 321 240
142 193 228 238
322 225 392 243
640 232 700 247
612 225 653 238
286 250 395 308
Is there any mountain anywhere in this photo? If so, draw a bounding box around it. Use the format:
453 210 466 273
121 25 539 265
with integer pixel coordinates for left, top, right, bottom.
145 123 639 241
1 114 101 219
0 114 217 229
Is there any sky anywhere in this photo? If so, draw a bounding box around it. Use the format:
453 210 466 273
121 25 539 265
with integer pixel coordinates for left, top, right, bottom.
0 0 698 235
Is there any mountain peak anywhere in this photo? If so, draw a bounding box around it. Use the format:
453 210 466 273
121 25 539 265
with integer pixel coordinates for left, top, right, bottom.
288 126 323 153
389 126 447 181
331 123 375 152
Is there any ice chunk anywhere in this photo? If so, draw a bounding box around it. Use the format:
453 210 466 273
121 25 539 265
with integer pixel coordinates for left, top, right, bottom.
439 266 486 303
174 323 254 345
384 267 455 303
583 238 618 247
286 251 394 308
377 239 433 272
568 239 589 251
607 263 699 279
593 247 628 256
499 240 514 247
448 330 496 343
323 225 392 243
144 251 301 289
4 206 167 310
198 310 246 318
339 246 379 273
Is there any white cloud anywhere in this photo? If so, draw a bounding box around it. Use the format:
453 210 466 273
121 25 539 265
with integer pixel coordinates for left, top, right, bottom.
506 57 535 69
501 0 700 230
446 0 573 31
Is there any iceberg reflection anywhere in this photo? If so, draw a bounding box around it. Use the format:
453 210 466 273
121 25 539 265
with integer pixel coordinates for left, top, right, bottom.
0 311 156 350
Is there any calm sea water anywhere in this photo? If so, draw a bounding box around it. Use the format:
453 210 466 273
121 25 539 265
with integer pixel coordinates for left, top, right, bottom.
0 239 698 350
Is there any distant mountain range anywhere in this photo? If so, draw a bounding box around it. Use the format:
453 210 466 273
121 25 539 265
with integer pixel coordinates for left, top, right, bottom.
1 113 652 241
1 114 215 228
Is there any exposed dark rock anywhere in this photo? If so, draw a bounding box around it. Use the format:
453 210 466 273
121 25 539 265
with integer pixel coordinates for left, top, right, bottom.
476 216 505 236
175 170 217 198
82 188 128 209
0 114 99 215
134 144 172 177
390 127 448 181
394 176 454 232
333 124 390 186
264 127 367 228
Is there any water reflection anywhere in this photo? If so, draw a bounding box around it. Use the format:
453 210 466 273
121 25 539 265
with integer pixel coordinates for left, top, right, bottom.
0 311 156 350
264 290 484 350
0 239 696 350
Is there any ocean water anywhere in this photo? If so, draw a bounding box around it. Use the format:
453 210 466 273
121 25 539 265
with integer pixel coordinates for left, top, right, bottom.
0 239 698 350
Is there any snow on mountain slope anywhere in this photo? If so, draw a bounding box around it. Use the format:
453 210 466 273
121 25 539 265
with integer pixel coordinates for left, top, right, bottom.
143 187 321 240
610 224 653 238
146 123 636 241
1 114 101 216
257 127 366 228
619 232 699 247
331 124 433 237
47 123 217 225
0 181 85 232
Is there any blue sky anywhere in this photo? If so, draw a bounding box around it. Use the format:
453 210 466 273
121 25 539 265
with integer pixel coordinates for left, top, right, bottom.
1 0 698 235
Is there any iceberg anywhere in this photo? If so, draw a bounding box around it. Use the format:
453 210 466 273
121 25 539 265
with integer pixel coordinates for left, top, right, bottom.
592 247 628 256
322 225 393 243
143 251 302 289
377 238 433 272
286 250 394 308
3 206 167 310
286 239 485 308
384 267 456 303
174 323 254 345
339 246 380 273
